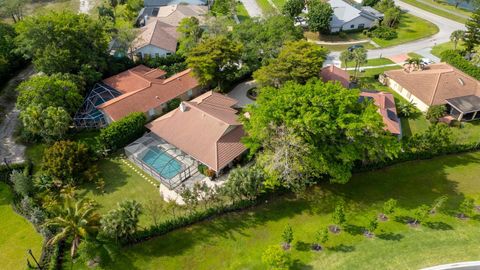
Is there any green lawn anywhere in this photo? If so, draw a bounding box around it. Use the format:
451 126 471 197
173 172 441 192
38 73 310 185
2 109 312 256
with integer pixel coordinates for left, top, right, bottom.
431 41 465 58
236 2 250 21
407 52 423 58
373 13 439 47
0 183 43 270
270 0 287 9
70 151 480 270
349 65 401 78
401 0 471 23
255 0 279 15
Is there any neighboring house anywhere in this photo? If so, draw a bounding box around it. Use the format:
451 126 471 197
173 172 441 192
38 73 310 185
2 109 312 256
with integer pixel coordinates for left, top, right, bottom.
328 0 383 33
73 65 203 128
321 64 351 88
360 91 402 137
139 4 208 26
144 0 207 7
131 20 178 58
382 63 480 121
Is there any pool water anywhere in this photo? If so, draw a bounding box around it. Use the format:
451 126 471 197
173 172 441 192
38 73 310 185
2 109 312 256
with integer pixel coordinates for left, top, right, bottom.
141 148 182 179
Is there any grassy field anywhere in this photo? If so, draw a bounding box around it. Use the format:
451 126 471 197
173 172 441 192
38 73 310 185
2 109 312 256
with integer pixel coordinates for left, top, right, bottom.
67 151 480 270
401 0 471 23
372 13 439 47
0 183 43 270
236 2 250 21
431 41 465 58
256 0 279 15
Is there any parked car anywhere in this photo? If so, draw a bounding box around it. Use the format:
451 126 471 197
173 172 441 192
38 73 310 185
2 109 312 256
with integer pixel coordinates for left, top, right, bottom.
348 44 364 52
421 58 434 65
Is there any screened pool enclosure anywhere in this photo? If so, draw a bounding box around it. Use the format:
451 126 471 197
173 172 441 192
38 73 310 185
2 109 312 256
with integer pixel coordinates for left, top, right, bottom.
125 133 197 189
73 83 122 128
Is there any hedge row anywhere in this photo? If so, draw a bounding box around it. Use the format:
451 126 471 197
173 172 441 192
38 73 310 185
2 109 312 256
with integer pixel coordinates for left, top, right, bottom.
98 112 147 151
440 50 480 81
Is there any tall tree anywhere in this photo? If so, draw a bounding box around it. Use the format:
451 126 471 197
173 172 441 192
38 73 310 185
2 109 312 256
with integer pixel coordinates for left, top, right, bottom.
450 30 465 50
177 17 204 56
44 198 100 258
0 0 25 23
340 50 353 70
14 11 109 74
20 105 71 142
186 35 242 90
306 0 333 35
282 0 305 19
382 7 402 28
464 8 480 52
351 47 367 81
242 79 400 186
0 22 22 81
253 40 329 88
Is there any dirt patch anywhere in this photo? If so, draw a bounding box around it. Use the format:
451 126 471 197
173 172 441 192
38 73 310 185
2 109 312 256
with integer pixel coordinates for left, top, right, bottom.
328 225 341 234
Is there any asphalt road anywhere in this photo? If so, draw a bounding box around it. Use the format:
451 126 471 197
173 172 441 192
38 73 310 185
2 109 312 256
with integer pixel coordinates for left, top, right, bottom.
325 0 466 61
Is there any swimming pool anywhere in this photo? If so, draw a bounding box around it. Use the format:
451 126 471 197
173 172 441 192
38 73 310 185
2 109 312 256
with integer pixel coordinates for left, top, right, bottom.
141 148 182 180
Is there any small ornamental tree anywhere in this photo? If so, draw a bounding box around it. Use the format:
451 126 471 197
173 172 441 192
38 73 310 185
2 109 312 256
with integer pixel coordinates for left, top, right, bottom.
459 197 475 219
282 0 305 19
306 0 333 35
380 198 397 221
430 195 448 215
426 105 446 123
411 204 430 226
282 224 294 250
262 245 293 270
312 227 329 251
101 200 142 241
98 112 146 151
365 215 378 237
332 202 346 233
10 170 33 197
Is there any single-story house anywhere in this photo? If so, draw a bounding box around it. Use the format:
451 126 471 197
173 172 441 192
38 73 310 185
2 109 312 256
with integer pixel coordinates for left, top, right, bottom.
131 20 178 58
73 65 203 128
144 0 207 7
146 91 247 174
321 64 351 88
139 4 208 26
381 63 480 121
328 0 383 33
360 91 402 137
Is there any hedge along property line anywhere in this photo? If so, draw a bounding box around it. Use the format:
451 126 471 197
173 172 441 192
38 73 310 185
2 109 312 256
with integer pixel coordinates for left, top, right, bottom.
440 50 480 81
97 112 147 151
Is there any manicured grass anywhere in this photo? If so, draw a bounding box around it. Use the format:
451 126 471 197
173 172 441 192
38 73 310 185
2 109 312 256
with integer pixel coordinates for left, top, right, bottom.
255 0 279 15
0 183 43 270
373 13 439 47
317 42 374 52
401 0 471 23
270 0 287 9
431 41 465 58
236 2 250 21
349 65 401 78
75 152 480 270
78 155 167 227
407 52 423 58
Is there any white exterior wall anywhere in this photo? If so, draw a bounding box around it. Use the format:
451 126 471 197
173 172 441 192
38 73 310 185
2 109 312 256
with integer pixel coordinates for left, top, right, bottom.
387 78 430 112
134 45 174 58
339 16 375 32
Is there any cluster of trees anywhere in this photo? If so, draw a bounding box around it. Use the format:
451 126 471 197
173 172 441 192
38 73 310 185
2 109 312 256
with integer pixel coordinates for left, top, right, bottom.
0 22 23 82
339 47 367 81
178 15 304 90
282 0 334 35
368 0 402 40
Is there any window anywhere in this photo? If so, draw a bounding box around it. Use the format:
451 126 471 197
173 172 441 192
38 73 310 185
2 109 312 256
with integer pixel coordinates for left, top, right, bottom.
350 24 355 28
166 52 172 56
155 53 160 58
358 23 365 29
148 108 156 117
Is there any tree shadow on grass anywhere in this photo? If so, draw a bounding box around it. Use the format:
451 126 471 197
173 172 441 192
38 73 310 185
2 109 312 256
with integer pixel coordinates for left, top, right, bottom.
344 224 365 236
292 259 314 270
327 244 355 253
295 241 311 252
424 221 453 230
394 215 413 224
377 232 404 241
80 155 130 196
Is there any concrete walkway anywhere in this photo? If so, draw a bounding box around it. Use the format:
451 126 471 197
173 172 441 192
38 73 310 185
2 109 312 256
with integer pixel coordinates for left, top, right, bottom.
415 47 441 62
227 80 257 108
239 0 263 17
421 261 480 270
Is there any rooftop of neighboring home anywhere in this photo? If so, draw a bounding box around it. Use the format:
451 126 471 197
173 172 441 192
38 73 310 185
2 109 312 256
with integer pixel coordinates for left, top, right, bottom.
360 91 401 136
385 62 480 107
139 4 208 26
144 0 207 7
328 0 382 28
98 65 199 121
146 91 247 172
321 64 351 88
132 20 178 53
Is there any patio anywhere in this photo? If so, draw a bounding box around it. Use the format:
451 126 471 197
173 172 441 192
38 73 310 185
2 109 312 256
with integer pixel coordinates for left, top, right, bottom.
446 95 480 121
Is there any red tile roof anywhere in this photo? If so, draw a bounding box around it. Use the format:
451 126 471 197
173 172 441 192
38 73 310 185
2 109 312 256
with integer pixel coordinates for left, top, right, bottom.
146 91 246 171
98 65 199 121
360 91 401 135
321 64 351 88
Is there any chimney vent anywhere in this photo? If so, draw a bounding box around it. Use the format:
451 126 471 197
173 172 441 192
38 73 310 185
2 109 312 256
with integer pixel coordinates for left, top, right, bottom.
179 102 186 112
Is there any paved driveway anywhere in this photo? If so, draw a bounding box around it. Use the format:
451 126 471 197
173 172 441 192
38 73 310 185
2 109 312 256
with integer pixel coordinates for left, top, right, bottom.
326 0 466 62
239 0 263 17
227 80 257 108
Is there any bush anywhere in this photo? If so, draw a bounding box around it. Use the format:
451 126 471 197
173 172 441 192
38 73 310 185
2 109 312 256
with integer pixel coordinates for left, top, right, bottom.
98 112 147 151
370 26 398 40
397 100 418 118
426 105 446 123
0 162 29 183
262 245 293 270
338 32 347 39
440 50 480 81
10 170 33 197
166 98 181 112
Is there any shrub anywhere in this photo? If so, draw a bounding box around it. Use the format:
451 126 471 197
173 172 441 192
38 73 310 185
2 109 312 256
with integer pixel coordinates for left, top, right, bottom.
338 32 347 39
370 26 398 40
262 245 292 270
440 50 480 81
406 124 453 155
397 100 417 118
41 140 93 186
9 170 33 197
98 112 147 151
426 105 446 123
166 98 181 112
197 164 208 175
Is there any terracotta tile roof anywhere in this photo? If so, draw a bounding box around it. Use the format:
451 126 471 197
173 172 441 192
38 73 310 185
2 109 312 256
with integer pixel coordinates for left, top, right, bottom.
321 64 351 88
146 91 246 171
360 91 401 135
98 65 199 121
132 20 178 53
147 5 208 27
385 63 480 106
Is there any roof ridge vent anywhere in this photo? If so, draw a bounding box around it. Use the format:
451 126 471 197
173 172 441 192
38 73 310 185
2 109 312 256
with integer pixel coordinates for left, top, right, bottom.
179 102 187 112
458 78 465 86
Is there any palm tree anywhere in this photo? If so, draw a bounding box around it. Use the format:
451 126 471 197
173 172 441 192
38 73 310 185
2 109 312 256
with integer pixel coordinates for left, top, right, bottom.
351 48 367 81
405 57 423 71
340 50 353 70
44 198 100 258
450 30 465 50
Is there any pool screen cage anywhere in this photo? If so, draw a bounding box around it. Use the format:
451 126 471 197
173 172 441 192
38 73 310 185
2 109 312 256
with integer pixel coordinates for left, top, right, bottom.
125 133 198 189
73 83 122 128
